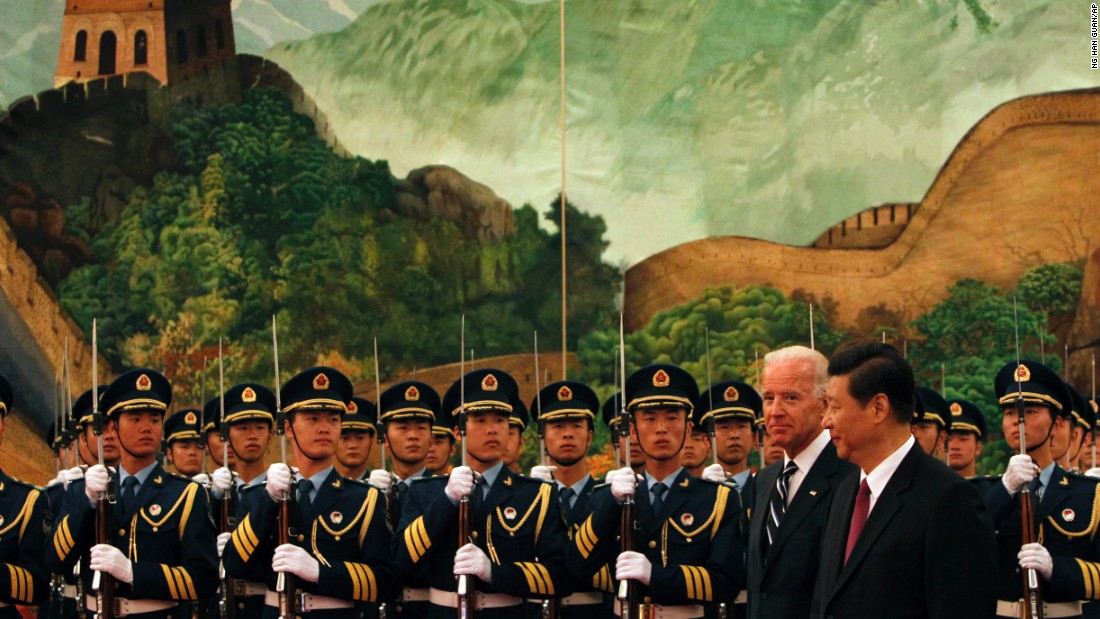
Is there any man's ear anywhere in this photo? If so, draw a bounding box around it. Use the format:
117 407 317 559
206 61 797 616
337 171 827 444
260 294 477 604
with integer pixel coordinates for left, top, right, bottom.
869 393 891 424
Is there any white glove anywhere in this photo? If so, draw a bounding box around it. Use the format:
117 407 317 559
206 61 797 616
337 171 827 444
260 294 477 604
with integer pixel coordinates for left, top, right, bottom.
608 467 638 502
616 551 652 586
85 465 109 505
211 467 234 494
446 466 476 503
216 532 231 558
529 465 557 482
701 463 729 482
1018 542 1053 581
267 463 293 500
1003 454 1039 494
368 469 395 493
191 473 210 486
454 543 493 584
272 544 320 582
62 466 85 489
47 472 64 488
89 544 133 584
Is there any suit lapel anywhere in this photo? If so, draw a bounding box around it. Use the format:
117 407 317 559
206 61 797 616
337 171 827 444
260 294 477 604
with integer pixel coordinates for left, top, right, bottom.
309 469 345 521
1038 465 1070 521
658 470 692 524
764 445 840 572
831 444 920 597
480 467 515 518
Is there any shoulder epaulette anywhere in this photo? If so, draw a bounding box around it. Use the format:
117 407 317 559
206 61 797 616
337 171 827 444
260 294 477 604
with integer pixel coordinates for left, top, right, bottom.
410 475 447 486
512 474 555 487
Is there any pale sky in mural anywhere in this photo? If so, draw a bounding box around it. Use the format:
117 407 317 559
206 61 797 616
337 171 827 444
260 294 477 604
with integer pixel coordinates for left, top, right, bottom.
3 0 1097 264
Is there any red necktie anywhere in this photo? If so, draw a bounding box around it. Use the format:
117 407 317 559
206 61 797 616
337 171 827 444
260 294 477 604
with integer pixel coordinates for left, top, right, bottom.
844 478 871 564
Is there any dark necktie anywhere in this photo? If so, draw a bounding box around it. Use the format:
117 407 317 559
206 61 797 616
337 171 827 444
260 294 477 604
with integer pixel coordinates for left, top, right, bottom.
470 477 485 512
1029 477 1043 502
121 476 139 513
395 480 408 507
844 478 871 564
651 482 668 517
297 479 315 521
560 486 576 510
764 460 799 553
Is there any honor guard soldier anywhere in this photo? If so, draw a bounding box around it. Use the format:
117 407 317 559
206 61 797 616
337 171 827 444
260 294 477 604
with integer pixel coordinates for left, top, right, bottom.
984 360 1100 619
42 421 73 619
1071 390 1097 474
335 397 378 481
0 374 51 613
912 386 950 458
695 380 761 618
529 380 610 618
163 411 204 477
393 368 569 618
753 407 783 468
1057 384 1092 473
205 383 278 619
47 368 219 619
424 416 456 477
503 394 529 473
572 364 744 619
946 399 988 480
222 367 398 618
680 424 712 479
368 381 438 619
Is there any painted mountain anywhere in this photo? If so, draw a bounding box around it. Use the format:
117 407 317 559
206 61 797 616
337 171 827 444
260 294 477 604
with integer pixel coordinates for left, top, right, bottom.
265 0 1095 264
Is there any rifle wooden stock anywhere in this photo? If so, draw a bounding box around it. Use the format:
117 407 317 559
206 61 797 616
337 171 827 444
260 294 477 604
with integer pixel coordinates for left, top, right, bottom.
617 432 639 619
1019 484 1045 619
94 486 115 619
276 486 298 619
457 494 474 618
220 484 238 619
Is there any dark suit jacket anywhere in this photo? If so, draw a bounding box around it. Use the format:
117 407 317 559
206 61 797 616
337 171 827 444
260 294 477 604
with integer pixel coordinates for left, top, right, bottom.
746 442 855 619
812 442 997 619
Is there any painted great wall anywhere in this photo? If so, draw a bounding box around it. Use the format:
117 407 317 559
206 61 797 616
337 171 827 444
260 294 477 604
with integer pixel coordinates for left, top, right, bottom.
624 89 1100 333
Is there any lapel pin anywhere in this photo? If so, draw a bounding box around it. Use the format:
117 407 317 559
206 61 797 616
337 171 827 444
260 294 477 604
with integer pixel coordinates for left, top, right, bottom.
504 507 517 520
679 479 690 488
809 490 818 496
330 511 343 524
153 476 162 484
1060 477 1069 486
680 513 694 526
149 504 162 516
333 480 341 488
1063 508 1076 522
503 477 513 486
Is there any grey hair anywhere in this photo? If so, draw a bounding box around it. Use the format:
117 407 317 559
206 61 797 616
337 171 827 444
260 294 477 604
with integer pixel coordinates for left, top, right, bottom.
763 345 829 398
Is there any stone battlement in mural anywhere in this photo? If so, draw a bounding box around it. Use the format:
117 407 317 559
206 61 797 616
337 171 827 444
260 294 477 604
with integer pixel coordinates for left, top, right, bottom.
624 88 1100 331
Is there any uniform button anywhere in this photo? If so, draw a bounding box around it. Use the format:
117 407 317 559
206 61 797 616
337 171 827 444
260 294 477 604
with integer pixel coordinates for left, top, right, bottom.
297 534 305 542
334 535 340 541
648 541 656 549
238 603 244 609
118 529 126 536
644 596 652 603
472 531 479 540
761 593 768 600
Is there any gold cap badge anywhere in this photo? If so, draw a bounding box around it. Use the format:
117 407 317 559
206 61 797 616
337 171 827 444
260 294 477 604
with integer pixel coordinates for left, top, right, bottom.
1015 364 1031 383
348 401 358 414
482 373 498 391
405 385 420 401
557 385 573 401
136 374 152 391
184 412 197 425
950 402 962 415
653 369 670 388
242 387 257 403
313 373 330 390
723 386 739 402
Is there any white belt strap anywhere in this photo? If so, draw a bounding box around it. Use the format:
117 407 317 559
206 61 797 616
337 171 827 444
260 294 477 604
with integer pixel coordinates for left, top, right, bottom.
84 595 178 617
734 590 747 604
428 587 523 609
614 603 705 619
560 591 604 606
997 599 1084 619
61 584 78 599
263 590 354 612
401 587 430 602
232 581 268 597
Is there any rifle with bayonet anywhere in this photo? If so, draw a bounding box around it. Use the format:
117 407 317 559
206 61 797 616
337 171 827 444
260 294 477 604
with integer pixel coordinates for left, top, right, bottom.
456 316 475 619
89 320 117 619
272 317 300 619
617 314 641 619
1013 299 1044 619
217 342 238 619
533 332 558 619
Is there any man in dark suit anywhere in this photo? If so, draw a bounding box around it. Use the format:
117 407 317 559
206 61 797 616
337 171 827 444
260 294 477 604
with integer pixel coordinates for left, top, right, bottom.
746 346 856 619
813 342 997 619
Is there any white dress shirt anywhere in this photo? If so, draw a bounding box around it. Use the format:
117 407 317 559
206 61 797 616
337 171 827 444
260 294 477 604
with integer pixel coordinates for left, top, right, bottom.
860 435 917 515
785 429 832 506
